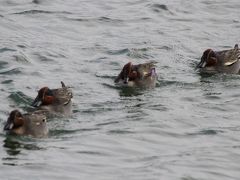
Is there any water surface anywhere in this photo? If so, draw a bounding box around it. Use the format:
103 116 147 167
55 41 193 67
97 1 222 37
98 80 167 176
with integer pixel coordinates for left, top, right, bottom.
0 0 240 179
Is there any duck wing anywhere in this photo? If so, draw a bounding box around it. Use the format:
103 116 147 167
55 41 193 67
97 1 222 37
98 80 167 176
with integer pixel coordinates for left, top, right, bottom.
221 44 240 66
52 86 73 105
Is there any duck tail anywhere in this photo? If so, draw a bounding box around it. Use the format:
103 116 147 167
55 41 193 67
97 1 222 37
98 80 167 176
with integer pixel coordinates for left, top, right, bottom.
61 81 66 88
234 44 239 49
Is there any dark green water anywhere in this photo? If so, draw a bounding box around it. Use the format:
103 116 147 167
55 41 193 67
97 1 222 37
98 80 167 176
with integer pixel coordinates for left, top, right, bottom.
0 0 240 179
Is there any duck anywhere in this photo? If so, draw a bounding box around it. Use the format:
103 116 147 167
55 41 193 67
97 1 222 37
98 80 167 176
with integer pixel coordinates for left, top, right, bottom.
31 81 73 117
196 44 240 74
4 110 48 137
114 62 157 88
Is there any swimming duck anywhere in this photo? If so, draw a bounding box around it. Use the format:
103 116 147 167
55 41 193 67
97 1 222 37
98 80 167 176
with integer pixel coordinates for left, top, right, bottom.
115 62 157 88
196 44 240 74
31 81 73 116
4 110 48 137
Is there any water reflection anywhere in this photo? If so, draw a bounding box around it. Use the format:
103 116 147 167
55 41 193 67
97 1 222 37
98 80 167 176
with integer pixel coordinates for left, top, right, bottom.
2 135 43 166
3 136 22 156
102 82 145 96
118 86 144 97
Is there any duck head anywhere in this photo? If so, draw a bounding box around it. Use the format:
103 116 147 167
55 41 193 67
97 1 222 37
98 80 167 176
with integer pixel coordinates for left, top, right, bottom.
114 62 141 84
4 110 24 131
137 62 157 78
4 110 48 137
32 87 54 107
197 49 218 69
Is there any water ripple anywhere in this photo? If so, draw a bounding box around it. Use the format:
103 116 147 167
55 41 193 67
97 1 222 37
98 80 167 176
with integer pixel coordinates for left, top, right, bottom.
108 129 134 135
150 4 170 12
8 91 33 107
0 0 240 179
106 48 129 55
0 68 22 75
13 10 72 15
0 47 16 53
186 129 224 136
13 54 30 64
0 61 8 68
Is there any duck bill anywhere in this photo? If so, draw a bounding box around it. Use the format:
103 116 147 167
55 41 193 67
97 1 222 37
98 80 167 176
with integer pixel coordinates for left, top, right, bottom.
31 96 43 107
115 73 129 84
150 68 156 77
123 77 129 84
196 58 206 69
115 70 127 83
4 120 14 130
143 68 156 78
114 73 122 83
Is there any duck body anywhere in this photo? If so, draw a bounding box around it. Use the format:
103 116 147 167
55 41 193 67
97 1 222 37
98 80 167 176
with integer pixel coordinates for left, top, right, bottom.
115 62 157 88
32 81 73 117
4 110 48 138
197 44 240 74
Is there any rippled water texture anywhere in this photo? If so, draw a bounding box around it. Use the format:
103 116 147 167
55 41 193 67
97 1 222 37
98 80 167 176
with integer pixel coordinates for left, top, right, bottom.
0 0 240 179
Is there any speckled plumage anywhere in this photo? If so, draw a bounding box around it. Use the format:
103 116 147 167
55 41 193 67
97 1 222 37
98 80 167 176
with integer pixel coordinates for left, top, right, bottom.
115 62 157 88
32 81 73 117
197 44 240 74
4 110 48 137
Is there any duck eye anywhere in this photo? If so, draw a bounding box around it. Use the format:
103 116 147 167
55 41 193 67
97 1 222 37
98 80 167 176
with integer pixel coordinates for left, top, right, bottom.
42 118 46 122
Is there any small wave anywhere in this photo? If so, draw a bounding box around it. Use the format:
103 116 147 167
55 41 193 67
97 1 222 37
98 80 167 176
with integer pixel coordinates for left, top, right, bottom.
118 87 144 97
0 61 8 69
80 107 118 114
46 52 66 58
49 129 79 136
151 4 169 11
8 91 33 106
0 48 16 53
157 45 173 51
0 68 22 75
106 48 129 55
181 176 200 180
13 54 30 64
13 10 71 15
96 74 115 79
150 3 173 14
108 129 134 134
98 16 124 23
127 48 153 59
14 10 54 15
106 47 152 59
199 129 220 135
17 45 27 49
3 136 44 153
146 104 168 111
49 128 100 137
169 18 195 22
187 129 224 136
67 18 89 22
96 121 120 127
34 53 55 62
66 16 124 25
156 80 178 87
76 150 108 156
1 80 13 84
32 0 41 4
